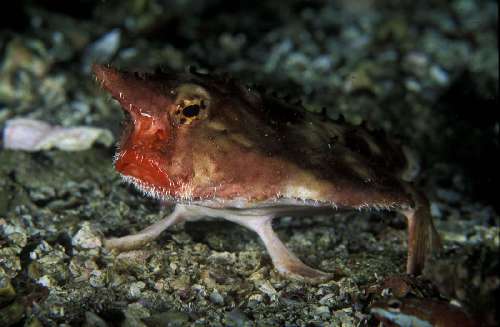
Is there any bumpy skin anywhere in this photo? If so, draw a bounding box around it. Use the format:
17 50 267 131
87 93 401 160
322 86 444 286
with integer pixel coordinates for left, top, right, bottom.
93 64 441 281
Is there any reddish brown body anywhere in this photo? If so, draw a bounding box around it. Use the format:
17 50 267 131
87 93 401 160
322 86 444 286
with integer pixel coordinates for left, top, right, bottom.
93 64 441 280
371 298 480 327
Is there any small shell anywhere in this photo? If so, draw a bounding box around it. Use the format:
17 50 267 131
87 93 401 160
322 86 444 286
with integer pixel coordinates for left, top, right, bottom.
3 118 113 151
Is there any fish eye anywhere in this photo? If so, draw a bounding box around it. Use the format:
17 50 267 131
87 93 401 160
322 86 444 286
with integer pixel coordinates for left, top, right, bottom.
182 104 201 117
172 84 210 125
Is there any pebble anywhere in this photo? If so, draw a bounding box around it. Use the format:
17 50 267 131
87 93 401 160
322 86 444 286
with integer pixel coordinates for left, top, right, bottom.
37 275 56 288
82 28 121 73
404 51 429 74
247 293 264 305
405 78 422 92
207 251 236 265
128 281 146 300
48 304 65 319
209 289 224 305
344 67 375 94
72 222 102 250
5 232 27 248
219 33 246 54
318 293 335 305
314 305 330 319
430 202 443 218
145 311 190 327
256 280 278 301
0 300 25 326
126 302 150 320
436 188 462 203
264 39 293 72
0 277 16 304
312 55 333 73
225 308 252 326
89 270 106 288
430 65 449 85
0 247 22 278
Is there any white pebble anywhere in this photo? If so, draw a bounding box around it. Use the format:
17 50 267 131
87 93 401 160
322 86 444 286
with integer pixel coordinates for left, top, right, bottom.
72 222 102 249
430 65 449 85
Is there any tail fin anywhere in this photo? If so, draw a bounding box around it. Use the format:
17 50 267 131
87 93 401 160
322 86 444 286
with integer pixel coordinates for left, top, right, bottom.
401 186 442 274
